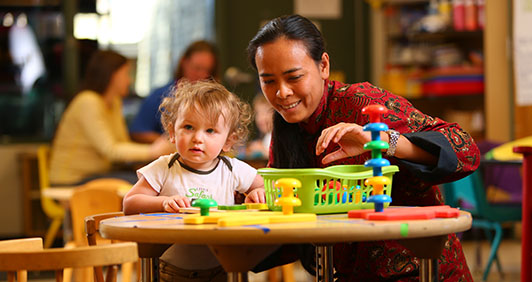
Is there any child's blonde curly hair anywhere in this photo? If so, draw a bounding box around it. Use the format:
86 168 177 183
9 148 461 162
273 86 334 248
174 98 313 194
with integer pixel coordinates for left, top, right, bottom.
159 79 252 151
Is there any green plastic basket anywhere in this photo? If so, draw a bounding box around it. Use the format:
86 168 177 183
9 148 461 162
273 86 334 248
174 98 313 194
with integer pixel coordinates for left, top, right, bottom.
257 164 399 214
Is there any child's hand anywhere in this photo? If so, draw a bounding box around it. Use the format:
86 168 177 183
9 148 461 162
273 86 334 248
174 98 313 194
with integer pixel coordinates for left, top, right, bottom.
245 188 266 203
162 195 191 212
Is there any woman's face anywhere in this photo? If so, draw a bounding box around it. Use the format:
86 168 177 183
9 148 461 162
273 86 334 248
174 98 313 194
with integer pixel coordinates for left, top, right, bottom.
108 62 132 98
182 51 216 81
254 37 329 123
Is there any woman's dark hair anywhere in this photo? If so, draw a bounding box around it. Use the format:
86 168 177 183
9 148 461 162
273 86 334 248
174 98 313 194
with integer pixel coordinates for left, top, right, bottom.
80 50 128 94
174 40 219 81
247 14 326 70
248 15 325 168
271 112 316 168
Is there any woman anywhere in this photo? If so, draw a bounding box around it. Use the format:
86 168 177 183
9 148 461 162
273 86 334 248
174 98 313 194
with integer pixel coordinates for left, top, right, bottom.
247 15 478 281
50 50 173 185
130 40 219 143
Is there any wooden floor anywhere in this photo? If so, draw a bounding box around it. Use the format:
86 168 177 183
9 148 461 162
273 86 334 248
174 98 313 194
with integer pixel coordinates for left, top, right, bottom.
463 239 521 282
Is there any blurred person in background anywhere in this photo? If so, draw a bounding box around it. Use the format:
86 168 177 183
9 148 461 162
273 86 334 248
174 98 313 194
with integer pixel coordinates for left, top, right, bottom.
49 50 174 185
130 40 219 143
246 94 274 159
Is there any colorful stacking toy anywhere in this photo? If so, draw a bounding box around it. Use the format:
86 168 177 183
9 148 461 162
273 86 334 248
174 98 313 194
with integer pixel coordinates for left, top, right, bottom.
362 105 393 212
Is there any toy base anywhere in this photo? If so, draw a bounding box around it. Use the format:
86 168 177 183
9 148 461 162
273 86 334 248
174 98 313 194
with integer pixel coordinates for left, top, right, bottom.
348 205 460 220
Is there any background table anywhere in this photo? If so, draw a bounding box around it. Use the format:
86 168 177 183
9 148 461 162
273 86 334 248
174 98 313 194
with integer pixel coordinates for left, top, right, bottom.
100 210 472 282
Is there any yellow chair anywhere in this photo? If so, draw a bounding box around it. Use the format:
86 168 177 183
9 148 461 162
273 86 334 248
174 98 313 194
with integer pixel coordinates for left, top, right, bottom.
0 238 138 282
37 144 68 248
66 180 134 282
0 237 43 282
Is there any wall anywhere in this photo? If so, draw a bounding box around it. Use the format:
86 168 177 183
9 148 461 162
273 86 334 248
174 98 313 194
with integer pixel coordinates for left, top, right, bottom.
0 144 40 237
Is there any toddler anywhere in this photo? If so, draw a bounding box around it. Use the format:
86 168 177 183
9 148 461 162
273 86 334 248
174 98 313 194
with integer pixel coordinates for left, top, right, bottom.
123 79 265 281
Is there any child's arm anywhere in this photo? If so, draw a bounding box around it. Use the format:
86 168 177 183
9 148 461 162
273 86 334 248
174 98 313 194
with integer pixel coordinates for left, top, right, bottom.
123 175 191 215
244 174 266 203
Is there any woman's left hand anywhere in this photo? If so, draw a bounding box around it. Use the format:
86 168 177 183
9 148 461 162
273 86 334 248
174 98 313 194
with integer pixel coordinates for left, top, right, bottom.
316 122 372 164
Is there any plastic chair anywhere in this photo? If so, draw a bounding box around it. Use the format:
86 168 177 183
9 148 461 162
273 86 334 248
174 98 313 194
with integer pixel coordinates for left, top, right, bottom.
66 181 134 282
37 144 68 248
0 238 138 282
442 168 522 281
0 237 43 282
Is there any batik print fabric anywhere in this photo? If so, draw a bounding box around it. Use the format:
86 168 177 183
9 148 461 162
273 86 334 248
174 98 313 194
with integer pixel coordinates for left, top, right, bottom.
295 80 478 281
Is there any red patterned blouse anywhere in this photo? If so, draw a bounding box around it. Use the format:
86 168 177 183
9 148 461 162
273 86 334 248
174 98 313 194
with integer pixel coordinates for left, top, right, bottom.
269 80 479 281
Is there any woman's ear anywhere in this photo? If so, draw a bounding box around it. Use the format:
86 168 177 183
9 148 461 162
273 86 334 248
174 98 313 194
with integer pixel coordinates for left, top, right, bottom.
319 52 330 80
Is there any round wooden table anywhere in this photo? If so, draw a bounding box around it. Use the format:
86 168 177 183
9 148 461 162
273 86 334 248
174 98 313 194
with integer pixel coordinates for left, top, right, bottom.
100 211 472 282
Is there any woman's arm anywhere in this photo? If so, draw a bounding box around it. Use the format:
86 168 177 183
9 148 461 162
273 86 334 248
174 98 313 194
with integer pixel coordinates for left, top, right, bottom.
77 93 172 163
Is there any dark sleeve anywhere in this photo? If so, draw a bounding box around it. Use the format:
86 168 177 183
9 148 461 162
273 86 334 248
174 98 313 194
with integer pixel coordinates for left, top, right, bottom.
365 85 480 184
396 131 457 182
129 86 167 134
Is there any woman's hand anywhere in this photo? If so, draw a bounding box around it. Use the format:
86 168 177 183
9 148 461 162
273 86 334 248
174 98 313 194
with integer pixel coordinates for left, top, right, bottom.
245 188 266 203
149 135 175 158
162 195 191 212
316 122 372 164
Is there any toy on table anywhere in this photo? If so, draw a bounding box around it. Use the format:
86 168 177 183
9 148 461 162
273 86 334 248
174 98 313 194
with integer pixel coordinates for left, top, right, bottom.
182 179 315 227
192 199 218 216
361 104 393 212
274 178 302 215
348 205 461 220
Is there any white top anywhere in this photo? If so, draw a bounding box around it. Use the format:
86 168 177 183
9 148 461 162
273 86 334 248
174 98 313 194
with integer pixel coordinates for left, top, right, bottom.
137 153 257 269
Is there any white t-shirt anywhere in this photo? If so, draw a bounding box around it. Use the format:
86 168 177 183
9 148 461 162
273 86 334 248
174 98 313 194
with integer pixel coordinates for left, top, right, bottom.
137 153 257 270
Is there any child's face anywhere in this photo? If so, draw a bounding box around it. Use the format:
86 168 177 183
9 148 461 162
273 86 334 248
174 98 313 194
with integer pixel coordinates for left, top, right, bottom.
254 102 274 134
169 107 233 170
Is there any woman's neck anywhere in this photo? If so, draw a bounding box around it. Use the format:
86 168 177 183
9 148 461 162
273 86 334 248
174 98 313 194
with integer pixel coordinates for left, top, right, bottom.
101 89 115 108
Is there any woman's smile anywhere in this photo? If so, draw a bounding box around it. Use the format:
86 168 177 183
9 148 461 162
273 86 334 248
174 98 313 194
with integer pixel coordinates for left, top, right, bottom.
280 100 301 110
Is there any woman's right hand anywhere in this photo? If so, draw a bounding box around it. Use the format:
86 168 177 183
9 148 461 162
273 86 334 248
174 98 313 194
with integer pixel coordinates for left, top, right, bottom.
316 122 372 164
162 195 191 212
149 135 175 158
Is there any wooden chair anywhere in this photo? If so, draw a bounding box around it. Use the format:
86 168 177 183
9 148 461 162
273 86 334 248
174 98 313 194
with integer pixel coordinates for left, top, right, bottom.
0 237 44 282
37 144 68 248
85 212 135 282
0 238 138 282
66 180 134 282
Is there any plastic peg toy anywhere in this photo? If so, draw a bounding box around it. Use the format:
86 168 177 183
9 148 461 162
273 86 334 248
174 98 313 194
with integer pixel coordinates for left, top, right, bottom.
273 178 302 216
361 104 387 123
192 199 218 216
362 104 393 212
365 176 392 212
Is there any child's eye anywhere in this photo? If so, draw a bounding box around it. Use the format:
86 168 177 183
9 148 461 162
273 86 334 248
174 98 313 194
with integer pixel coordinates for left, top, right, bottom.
184 125 193 130
262 79 274 85
206 128 215 134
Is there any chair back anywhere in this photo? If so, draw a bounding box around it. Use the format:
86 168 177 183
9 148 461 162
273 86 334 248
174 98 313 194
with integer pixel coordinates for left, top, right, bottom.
0 240 138 282
70 182 125 246
442 169 521 222
0 238 44 282
37 145 65 220
85 212 124 246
